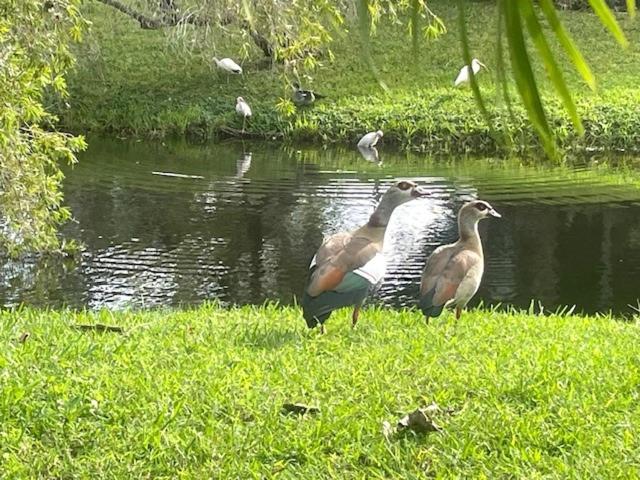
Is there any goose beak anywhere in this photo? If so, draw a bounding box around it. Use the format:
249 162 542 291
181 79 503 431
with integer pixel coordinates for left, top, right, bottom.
489 208 501 218
411 185 430 198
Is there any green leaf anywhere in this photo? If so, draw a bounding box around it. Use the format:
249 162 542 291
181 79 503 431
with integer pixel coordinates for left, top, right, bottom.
627 0 636 18
356 0 388 92
410 0 420 56
495 1 516 138
538 0 595 90
587 0 629 47
521 0 583 135
503 0 556 158
456 0 493 135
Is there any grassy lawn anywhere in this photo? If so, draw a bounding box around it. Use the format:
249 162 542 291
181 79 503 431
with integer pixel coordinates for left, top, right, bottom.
2 304 640 477
59 1 640 152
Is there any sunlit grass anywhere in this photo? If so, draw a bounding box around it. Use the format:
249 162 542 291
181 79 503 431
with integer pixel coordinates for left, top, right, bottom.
1 304 640 477
60 1 640 153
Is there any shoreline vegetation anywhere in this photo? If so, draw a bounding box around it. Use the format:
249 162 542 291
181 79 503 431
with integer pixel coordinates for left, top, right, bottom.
2 304 639 477
59 2 640 154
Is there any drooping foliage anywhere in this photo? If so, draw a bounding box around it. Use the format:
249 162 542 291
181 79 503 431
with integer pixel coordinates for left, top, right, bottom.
0 0 87 254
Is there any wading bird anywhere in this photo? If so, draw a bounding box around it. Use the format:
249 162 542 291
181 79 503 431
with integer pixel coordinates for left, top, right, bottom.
357 145 381 165
292 82 325 106
419 200 501 321
302 180 429 333
454 58 486 87
357 130 383 149
213 57 242 83
235 97 251 132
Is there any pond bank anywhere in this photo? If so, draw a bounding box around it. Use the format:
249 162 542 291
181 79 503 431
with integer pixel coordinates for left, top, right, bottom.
2 304 639 477
61 2 640 155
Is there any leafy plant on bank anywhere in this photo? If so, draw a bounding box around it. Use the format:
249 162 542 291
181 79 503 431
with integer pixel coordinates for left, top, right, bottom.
0 0 88 255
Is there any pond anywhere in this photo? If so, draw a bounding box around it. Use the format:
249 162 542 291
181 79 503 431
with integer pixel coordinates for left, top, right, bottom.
1 138 640 315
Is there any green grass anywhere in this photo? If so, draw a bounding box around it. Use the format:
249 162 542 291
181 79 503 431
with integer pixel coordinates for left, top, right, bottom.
60 1 640 153
2 304 640 478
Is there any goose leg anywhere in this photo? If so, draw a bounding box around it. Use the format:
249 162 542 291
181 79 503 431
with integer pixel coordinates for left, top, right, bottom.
455 307 462 320
319 323 326 335
352 304 361 328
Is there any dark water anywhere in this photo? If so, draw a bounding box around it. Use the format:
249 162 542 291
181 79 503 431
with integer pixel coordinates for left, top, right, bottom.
2 138 640 315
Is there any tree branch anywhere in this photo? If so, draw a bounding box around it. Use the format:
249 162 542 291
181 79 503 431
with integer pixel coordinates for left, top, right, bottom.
95 0 274 56
96 0 163 29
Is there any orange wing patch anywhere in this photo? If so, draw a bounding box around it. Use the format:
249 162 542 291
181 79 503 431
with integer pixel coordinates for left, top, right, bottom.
433 281 458 307
307 264 346 297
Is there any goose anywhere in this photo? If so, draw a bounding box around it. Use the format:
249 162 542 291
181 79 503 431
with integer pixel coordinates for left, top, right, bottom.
213 57 242 83
357 130 383 149
235 97 251 132
419 200 500 321
454 58 486 87
302 180 429 332
292 82 325 106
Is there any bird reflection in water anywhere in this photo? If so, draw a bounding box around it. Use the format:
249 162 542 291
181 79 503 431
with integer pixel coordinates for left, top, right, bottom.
358 145 381 165
236 152 252 178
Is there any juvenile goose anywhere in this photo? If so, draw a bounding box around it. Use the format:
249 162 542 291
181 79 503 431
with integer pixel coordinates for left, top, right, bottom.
357 130 383 149
302 180 428 332
292 82 325 106
419 200 500 321
454 58 486 87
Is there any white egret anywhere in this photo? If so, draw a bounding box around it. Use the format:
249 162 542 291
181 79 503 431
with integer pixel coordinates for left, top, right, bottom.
213 57 242 83
236 96 252 132
357 130 383 149
454 58 486 87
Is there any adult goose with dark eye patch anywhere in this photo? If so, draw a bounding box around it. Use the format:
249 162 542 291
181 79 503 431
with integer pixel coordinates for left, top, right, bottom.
302 180 429 333
292 82 325 106
419 200 501 321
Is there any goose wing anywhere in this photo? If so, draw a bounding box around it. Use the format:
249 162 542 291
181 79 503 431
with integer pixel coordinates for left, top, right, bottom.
306 232 380 297
419 246 481 317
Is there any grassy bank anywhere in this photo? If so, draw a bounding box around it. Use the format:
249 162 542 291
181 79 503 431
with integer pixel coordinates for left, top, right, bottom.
61 1 640 153
2 304 640 477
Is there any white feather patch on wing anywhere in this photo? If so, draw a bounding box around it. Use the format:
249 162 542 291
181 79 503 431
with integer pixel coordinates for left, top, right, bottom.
309 254 386 285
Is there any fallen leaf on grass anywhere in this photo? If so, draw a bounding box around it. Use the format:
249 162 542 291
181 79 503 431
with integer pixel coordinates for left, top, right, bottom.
397 408 442 433
74 324 124 333
384 402 445 438
18 332 30 343
281 403 320 416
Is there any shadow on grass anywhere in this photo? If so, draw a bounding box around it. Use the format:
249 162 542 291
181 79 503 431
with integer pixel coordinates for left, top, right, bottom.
235 326 302 350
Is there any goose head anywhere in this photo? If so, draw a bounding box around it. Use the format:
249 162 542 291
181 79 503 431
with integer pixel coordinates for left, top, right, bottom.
369 180 429 227
380 180 429 208
459 200 501 223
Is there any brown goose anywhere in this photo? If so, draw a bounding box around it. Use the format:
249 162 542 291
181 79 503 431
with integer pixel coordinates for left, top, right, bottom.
302 180 429 332
419 200 501 321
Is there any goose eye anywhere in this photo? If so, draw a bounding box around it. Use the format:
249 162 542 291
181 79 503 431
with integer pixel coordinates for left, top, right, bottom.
475 203 488 211
397 181 411 191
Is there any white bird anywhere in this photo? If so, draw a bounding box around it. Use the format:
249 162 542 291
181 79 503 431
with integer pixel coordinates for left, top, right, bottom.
213 57 242 83
454 58 486 87
236 96 251 132
357 130 383 149
357 146 381 165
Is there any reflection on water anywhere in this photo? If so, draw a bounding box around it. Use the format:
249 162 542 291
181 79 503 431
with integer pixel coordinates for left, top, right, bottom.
1 138 640 315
